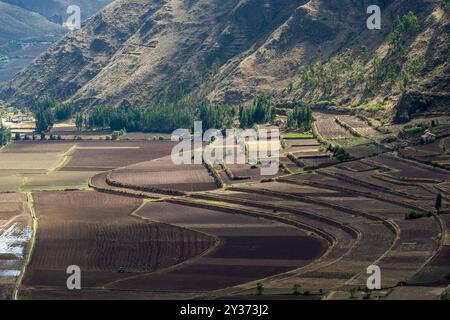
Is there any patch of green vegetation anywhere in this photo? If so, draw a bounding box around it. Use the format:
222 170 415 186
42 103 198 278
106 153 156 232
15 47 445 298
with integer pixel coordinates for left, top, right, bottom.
233 286 324 297
357 104 385 112
442 271 450 281
281 133 314 139
287 153 305 167
292 284 302 295
203 160 224 188
327 144 350 161
34 96 57 132
279 162 292 175
440 291 450 300
405 210 429 220
313 99 338 108
403 126 423 134
199 103 235 130
256 283 264 296
388 12 419 46
0 125 11 147
408 266 450 284
441 0 450 12
297 49 364 95
330 137 370 148
286 101 313 131
239 94 276 128
77 101 194 133
54 102 74 121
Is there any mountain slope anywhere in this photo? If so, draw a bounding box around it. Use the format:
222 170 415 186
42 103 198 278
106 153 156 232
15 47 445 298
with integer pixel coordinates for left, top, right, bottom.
0 1 64 41
1 0 449 121
2 0 113 23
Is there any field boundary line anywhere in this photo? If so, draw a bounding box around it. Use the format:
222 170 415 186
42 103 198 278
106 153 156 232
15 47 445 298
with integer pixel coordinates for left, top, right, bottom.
47 144 78 174
13 192 38 300
324 218 401 300
181 197 351 299
101 199 221 289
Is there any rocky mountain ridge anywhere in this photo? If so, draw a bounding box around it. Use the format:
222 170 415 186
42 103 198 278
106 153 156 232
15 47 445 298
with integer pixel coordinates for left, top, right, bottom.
1 0 448 122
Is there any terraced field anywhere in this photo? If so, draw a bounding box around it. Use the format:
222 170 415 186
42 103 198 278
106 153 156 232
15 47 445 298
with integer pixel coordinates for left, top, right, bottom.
1 119 449 300
106 156 217 193
314 112 352 140
62 140 175 171
335 115 380 138
20 191 214 299
104 201 327 296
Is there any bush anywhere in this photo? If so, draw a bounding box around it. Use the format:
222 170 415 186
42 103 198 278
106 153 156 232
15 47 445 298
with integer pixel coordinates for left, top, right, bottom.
327 144 350 161
287 153 305 167
279 162 292 175
440 291 450 300
349 288 357 299
0 126 12 146
405 210 425 220
203 160 223 188
442 272 450 281
256 283 264 296
292 284 301 295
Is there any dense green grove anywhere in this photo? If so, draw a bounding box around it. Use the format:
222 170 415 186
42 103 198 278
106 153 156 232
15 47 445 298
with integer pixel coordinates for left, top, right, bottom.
239 94 276 128
78 103 194 133
34 97 56 133
286 101 313 131
198 103 236 130
32 94 315 134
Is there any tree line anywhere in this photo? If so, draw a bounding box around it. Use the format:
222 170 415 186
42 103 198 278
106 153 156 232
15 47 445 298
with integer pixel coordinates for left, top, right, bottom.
76 103 194 133
239 94 277 128
33 94 313 134
286 101 313 131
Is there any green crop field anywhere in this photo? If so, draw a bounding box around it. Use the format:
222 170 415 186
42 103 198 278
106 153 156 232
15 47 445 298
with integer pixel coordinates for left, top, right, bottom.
281 133 314 139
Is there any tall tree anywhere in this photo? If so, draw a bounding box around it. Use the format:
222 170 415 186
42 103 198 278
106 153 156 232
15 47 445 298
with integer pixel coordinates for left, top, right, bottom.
436 193 442 211
34 97 56 133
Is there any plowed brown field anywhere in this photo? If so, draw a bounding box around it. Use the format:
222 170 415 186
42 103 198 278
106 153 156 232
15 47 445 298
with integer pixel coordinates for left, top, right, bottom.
22 191 214 296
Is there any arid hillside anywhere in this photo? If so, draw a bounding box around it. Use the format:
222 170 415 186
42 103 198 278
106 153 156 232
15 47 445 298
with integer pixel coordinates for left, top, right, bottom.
1 0 449 121
2 0 113 22
0 1 64 41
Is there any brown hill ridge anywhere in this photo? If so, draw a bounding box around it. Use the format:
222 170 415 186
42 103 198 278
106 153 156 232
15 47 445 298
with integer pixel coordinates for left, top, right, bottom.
1 0 449 119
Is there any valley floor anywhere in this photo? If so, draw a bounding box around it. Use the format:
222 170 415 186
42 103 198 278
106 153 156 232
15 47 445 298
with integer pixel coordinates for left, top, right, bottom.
0 112 449 300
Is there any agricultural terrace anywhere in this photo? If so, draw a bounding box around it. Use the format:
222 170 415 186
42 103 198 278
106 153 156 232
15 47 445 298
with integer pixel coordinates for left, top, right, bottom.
0 109 449 300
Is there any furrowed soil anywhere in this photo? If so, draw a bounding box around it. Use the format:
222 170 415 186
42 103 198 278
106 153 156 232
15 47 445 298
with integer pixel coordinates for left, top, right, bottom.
21 191 214 299
104 202 328 296
61 140 175 171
